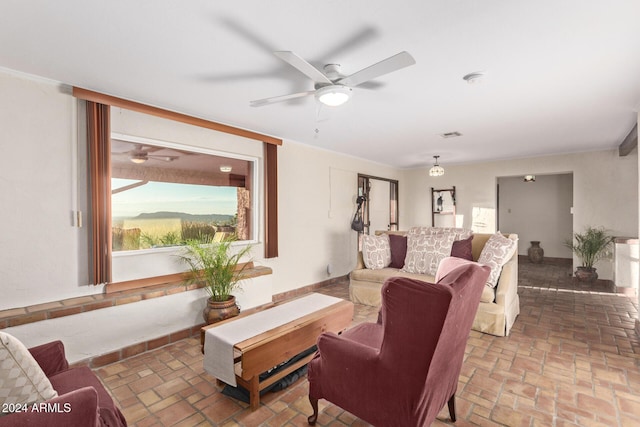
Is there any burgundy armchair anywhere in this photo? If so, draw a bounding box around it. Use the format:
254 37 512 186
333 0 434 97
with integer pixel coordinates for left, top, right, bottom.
0 340 127 427
307 258 490 426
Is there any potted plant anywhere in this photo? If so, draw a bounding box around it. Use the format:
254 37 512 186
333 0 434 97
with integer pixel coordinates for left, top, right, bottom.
564 226 614 282
178 236 252 324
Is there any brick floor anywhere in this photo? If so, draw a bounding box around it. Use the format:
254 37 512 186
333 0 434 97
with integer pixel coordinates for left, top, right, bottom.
96 260 640 426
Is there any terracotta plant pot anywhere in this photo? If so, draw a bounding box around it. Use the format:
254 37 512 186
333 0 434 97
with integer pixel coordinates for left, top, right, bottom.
575 266 598 282
528 241 544 264
203 295 240 325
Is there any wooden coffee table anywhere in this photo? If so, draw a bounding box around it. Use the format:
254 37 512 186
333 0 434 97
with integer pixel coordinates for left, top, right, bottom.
201 295 354 410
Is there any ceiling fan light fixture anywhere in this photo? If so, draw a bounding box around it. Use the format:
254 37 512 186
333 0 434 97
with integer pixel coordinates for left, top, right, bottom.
130 156 147 164
316 85 352 107
429 155 445 177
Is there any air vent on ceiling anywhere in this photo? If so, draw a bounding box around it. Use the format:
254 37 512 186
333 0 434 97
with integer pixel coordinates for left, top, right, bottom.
439 131 462 139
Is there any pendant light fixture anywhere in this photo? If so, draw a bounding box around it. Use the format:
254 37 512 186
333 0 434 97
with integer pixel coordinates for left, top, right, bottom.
429 155 445 177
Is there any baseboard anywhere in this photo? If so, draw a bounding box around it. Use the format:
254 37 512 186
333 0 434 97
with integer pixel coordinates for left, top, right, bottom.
616 287 638 296
518 255 572 266
272 275 349 303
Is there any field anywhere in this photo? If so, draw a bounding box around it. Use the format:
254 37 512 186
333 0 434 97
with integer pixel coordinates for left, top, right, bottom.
113 218 221 251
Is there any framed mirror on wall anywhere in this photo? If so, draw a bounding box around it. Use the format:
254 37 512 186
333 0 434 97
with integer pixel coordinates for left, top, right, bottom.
431 186 456 227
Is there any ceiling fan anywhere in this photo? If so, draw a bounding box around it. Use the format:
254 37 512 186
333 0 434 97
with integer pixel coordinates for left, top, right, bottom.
250 50 415 108
114 144 179 164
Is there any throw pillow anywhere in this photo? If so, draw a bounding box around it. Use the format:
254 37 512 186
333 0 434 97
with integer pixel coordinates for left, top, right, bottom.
388 234 407 269
361 234 391 270
407 226 431 235
402 232 455 275
451 235 473 261
408 226 473 240
477 233 517 288
0 332 58 413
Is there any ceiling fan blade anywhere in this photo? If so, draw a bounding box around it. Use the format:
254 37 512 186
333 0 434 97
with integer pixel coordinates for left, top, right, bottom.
337 51 416 87
274 51 333 85
148 155 179 162
250 90 315 107
319 26 378 59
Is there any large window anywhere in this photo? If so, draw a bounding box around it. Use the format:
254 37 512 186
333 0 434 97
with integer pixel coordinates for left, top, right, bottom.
111 135 255 252
78 90 279 286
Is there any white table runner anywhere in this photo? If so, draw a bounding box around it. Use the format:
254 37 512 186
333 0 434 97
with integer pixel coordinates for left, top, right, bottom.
203 293 342 386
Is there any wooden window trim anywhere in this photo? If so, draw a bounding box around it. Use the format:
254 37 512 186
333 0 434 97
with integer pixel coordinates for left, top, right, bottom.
73 87 282 146
264 143 278 258
76 87 280 290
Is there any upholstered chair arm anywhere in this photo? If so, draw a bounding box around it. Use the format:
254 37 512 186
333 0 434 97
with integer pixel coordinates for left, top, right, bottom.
354 251 365 270
308 330 384 401
316 332 379 364
494 255 517 307
0 387 100 427
28 340 69 377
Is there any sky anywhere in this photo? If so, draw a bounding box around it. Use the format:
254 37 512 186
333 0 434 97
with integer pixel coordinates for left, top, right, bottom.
112 179 238 218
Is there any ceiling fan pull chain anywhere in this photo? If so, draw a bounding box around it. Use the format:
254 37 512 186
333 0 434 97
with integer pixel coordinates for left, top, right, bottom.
314 103 323 138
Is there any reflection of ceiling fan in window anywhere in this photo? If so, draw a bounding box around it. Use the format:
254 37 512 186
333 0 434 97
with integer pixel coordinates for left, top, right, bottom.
113 144 179 164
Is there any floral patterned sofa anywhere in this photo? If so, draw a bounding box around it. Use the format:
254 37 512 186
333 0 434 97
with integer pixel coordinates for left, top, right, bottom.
349 227 519 336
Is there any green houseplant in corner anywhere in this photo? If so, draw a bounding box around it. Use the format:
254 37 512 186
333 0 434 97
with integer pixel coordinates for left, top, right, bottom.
564 226 614 282
178 236 253 324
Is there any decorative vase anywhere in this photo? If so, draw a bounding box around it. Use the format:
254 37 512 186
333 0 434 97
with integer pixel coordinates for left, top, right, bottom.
528 241 544 264
203 295 240 325
575 266 598 282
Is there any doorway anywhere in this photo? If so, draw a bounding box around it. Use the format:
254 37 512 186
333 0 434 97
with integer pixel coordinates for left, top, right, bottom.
497 173 573 258
357 174 399 235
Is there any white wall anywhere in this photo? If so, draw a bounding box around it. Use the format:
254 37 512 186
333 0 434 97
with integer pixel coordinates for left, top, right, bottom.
404 150 639 280
260 141 400 295
0 70 101 309
498 174 573 258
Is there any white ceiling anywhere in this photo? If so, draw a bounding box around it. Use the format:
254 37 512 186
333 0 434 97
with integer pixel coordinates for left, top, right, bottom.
1 1 639 168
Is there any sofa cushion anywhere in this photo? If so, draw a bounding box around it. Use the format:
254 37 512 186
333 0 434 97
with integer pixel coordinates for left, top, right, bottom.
0 332 58 412
451 235 474 260
362 234 391 270
480 285 496 303
403 232 455 275
477 232 517 288
351 266 436 284
388 234 407 268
